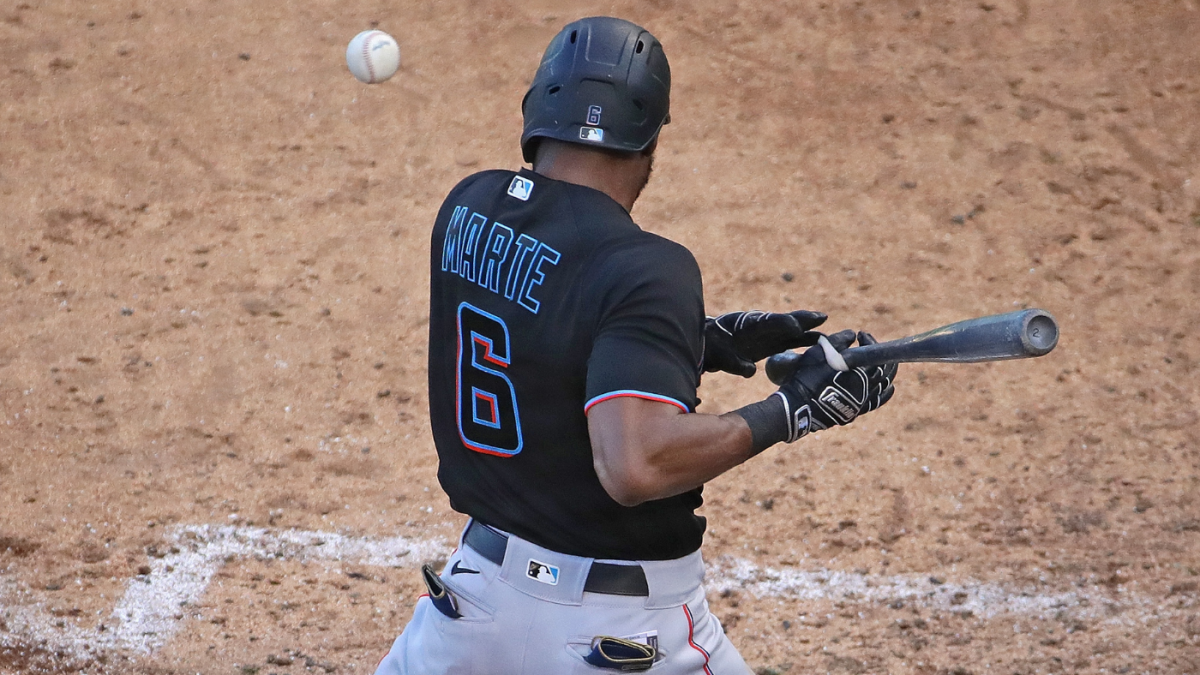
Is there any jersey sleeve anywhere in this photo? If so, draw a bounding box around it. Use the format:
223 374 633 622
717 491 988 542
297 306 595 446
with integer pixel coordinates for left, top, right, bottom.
584 238 705 413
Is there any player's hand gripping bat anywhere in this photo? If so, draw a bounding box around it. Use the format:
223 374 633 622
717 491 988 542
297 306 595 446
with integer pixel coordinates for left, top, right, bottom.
765 309 1059 385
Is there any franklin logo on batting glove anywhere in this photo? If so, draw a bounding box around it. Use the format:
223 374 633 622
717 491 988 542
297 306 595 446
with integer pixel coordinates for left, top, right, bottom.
815 368 872 425
818 387 860 424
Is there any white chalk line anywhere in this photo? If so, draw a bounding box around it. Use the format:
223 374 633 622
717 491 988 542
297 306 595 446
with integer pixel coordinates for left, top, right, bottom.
705 557 1171 626
1 525 451 660
0 525 1189 663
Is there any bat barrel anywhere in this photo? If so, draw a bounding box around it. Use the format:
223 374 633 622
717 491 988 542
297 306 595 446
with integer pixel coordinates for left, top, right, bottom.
841 309 1058 369
765 309 1059 384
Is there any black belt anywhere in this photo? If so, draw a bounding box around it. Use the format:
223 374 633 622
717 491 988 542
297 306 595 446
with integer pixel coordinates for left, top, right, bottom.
464 520 649 597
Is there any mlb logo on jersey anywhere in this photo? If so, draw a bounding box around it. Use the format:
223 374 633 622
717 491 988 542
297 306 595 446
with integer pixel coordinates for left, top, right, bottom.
507 175 534 201
579 127 605 143
587 105 602 125
526 559 560 586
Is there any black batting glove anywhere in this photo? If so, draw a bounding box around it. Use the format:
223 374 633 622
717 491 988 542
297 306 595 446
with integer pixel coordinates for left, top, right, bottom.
731 329 897 453
775 330 898 441
703 310 828 378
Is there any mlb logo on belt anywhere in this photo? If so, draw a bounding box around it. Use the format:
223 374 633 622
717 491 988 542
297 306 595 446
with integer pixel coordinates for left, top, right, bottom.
579 127 604 143
527 559 560 586
507 175 534 201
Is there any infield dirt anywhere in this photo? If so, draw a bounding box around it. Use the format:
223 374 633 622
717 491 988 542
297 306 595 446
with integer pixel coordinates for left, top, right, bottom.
1 1 1198 674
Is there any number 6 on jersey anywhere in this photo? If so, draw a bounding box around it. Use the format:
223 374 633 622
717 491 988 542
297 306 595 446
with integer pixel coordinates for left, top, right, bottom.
456 303 523 456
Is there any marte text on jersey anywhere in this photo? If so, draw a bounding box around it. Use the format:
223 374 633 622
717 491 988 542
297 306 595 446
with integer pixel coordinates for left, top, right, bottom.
440 206 561 314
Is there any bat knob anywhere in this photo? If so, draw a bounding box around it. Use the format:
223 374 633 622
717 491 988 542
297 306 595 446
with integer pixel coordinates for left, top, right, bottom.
765 350 803 386
1022 310 1059 355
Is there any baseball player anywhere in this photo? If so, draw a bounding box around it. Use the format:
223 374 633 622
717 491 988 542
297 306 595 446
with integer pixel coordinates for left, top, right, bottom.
373 16 897 674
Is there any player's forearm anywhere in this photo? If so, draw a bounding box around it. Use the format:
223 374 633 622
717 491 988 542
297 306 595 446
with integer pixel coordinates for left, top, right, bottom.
587 397 756 507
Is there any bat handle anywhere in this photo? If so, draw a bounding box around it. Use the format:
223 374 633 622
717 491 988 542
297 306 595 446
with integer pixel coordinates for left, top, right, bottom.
840 343 884 370
764 343 870 384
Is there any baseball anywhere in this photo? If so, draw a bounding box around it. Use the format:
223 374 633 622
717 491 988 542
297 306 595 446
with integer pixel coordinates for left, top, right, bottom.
346 30 400 84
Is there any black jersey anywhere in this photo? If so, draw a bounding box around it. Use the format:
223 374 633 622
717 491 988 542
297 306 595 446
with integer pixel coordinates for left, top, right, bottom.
427 168 706 561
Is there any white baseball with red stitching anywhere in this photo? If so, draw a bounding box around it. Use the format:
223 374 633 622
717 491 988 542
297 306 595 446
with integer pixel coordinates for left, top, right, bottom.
346 30 400 84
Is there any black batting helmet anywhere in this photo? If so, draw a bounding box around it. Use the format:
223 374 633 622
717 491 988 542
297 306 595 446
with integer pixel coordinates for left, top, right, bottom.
520 17 671 164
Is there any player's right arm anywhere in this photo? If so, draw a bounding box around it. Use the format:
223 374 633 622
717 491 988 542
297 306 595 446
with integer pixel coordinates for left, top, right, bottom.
587 397 755 506
583 240 897 507
588 330 897 506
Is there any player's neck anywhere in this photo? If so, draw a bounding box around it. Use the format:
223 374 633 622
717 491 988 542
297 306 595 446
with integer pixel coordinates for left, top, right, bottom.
532 144 651 213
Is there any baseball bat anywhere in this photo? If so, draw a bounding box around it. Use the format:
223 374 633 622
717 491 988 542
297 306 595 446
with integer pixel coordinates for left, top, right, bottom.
765 308 1059 386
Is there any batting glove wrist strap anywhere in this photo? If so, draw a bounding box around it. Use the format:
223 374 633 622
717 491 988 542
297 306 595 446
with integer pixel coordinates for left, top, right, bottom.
731 395 790 456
